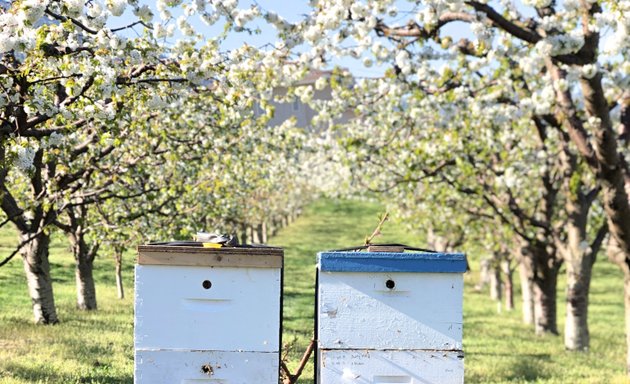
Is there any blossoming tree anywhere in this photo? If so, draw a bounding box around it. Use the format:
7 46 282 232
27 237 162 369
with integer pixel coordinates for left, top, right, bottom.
263 0 628 368
0 0 313 323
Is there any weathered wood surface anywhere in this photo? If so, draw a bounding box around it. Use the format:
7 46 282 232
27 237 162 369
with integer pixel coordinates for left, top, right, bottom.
318 272 463 350
318 349 464 384
367 245 406 253
135 265 281 351
137 245 283 268
135 350 279 383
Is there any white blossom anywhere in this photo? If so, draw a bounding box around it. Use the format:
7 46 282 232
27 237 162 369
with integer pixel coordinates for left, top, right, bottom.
106 0 127 17
315 76 327 91
395 50 412 74
134 5 153 23
48 132 65 147
581 64 598 79
14 146 36 172
19 0 48 25
64 0 84 17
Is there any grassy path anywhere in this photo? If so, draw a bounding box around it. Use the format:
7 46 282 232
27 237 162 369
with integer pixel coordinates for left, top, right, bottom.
0 198 628 383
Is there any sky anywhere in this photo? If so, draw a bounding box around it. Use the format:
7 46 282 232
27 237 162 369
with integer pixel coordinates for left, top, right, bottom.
111 0 473 78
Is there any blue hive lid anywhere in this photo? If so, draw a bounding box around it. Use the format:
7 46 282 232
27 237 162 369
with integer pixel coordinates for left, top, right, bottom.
317 250 467 273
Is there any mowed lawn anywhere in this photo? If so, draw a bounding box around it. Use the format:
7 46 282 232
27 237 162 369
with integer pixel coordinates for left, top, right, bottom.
0 198 628 383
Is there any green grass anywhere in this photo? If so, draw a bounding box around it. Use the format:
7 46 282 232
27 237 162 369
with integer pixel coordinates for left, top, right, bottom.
0 229 135 384
1 198 629 383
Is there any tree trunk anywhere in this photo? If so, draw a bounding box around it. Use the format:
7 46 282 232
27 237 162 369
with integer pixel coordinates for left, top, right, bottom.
609 239 630 374
533 265 559 335
565 255 591 351
75 251 97 310
20 231 58 324
261 221 268 243
521 242 561 335
256 221 267 244
239 224 248 246
490 262 502 302
271 218 281 236
562 202 595 351
475 258 491 292
115 248 124 300
624 271 630 374
502 259 514 311
251 225 260 244
71 236 97 310
519 258 535 325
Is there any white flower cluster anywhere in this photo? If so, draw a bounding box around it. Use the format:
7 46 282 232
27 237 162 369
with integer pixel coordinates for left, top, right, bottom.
233 7 260 28
0 11 36 54
133 5 153 23
63 0 84 17
176 16 195 36
85 2 108 29
470 21 493 43
522 0 552 8
395 50 412 75
417 7 437 28
19 0 48 25
536 32 584 56
314 76 328 91
106 0 127 17
294 85 314 103
83 101 116 121
263 11 291 32
518 54 545 76
13 145 37 173
581 63 598 79
603 16 630 55
48 132 65 147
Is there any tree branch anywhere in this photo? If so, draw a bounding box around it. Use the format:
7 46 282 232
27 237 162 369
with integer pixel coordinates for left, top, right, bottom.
45 10 98 35
465 1 541 44
590 222 609 266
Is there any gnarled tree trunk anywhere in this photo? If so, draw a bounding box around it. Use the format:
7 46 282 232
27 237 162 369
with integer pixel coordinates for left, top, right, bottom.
562 202 603 351
529 243 561 335
533 269 559 335
20 231 58 324
70 234 99 310
565 255 591 351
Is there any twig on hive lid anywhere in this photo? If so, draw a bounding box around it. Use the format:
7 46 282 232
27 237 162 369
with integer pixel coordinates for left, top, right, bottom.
364 212 389 246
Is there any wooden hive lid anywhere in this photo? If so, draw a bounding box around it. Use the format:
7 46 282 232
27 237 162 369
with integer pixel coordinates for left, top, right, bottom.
137 245 283 268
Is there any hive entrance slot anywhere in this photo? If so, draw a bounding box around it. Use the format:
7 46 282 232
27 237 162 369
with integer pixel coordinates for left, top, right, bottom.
385 279 396 289
202 280 212 289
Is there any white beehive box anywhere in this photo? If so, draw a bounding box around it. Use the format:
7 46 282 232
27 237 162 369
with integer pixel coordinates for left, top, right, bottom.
135 245 283 384
316 249 466 384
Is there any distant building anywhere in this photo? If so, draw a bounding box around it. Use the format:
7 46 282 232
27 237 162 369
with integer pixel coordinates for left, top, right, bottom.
259 69 354 130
